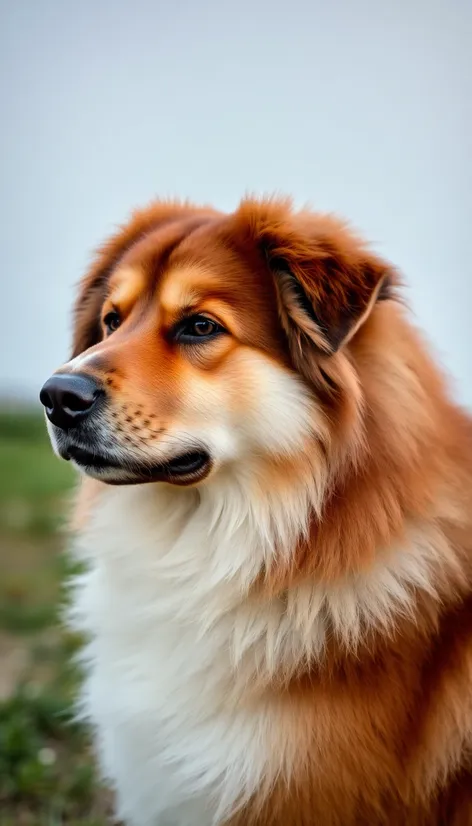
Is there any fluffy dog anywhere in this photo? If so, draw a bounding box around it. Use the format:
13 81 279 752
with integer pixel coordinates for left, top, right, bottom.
41 197 472 825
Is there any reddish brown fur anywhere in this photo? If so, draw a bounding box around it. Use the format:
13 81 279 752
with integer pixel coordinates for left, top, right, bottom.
71 197 472 825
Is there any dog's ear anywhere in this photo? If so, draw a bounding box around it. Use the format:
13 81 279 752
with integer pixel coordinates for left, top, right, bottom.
232 198 395 365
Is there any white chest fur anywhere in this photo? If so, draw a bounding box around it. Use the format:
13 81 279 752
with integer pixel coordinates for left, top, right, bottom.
68 481 442 826
68 481 310 826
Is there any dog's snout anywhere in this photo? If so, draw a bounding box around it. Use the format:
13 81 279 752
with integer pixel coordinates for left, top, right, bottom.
40 373 102 430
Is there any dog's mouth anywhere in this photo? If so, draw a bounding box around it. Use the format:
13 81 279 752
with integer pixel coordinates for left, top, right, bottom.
64 444 212 486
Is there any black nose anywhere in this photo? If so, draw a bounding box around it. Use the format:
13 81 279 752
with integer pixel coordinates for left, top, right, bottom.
40 373 102 430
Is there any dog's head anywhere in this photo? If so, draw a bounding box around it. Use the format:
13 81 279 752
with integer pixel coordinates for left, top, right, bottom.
41 197 394 489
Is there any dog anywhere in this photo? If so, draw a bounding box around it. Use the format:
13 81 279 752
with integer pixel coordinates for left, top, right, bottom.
41 197 472 825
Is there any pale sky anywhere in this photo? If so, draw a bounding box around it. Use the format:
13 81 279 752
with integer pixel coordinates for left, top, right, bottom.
1 0 471 404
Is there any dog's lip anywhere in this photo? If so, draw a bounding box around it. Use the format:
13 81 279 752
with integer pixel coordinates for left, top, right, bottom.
65 444 120 468
64 444 211 485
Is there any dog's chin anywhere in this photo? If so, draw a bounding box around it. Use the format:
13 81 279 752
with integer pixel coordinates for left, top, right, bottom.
59 444 212 486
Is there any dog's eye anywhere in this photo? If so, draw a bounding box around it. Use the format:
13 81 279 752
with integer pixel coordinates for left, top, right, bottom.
103 311 121 334
176 315 225 343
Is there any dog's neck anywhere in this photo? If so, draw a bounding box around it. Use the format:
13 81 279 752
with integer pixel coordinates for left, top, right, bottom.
71 458 462 688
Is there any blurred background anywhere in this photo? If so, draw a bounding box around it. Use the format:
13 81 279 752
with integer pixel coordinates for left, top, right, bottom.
0 0 470 822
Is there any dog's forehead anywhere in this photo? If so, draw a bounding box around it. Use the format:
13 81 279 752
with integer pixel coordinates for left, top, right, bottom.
108 218 232 302
108 219 269 311
108 266 147 308
158 265 214 313
103 219 285 359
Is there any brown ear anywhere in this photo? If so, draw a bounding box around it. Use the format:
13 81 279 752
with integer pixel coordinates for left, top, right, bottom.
233 197 395 361
71 200 213 357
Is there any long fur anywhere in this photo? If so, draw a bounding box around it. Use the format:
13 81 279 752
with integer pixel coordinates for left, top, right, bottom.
45 197 472 825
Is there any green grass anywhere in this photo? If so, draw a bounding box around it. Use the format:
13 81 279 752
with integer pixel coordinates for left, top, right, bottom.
0 406 115 825
0 410 74 537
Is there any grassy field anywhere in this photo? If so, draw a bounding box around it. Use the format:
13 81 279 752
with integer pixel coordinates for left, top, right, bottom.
0 407 115 825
